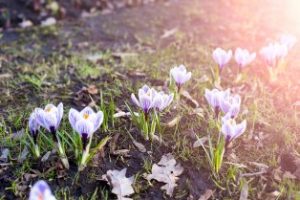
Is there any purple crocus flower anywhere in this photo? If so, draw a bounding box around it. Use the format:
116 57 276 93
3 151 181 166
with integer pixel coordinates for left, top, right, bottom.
69 107 104 150
234 48 256 68
131 85 157 115
219 93 241 119
260 43 288 67
29 110 40 144
152 91 174 111
35 103 63 138
221 117 247 145
204 88 230 117
170 65 192 91
29 180 56 200
212 48 232 70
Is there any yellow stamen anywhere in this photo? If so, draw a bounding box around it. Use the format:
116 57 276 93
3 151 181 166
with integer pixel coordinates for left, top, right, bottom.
83 113 89 119
45 108 52 112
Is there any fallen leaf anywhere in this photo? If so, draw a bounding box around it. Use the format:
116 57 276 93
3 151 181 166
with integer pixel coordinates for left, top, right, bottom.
102 168 135 200
146 153 184 197
0 73 12 79
0 148 9 162
12 129 25 140
41 17 57 27
161 27 178 39
85 53 103 63
41 151 52 162
239 181 249 200
198 189 213 200
112 149 130 156
152 135 167 145
113 111 139 118
181 90 199 108
112 52 138 60
166 115 181 127
193 136 208 148
18 147 29 163
131 138 146 153
19 20 33 28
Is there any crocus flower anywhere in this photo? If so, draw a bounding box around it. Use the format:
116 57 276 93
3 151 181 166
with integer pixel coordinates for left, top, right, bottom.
204 88 230 117
212 48 232 70
29 180 56 200
221 118 247 144
35 103 63 136
234 48 256 68
35 103 69 168
29 110 40 144
260 43 288 67
69 107 104 150
219 94 241 119
152 91 174 111
131 85 157 115
170 65 192 90
280 34 297 50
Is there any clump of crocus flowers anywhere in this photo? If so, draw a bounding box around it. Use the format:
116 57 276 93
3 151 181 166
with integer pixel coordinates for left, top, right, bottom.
234 48 256 72
69 106 104 171
28 102 108 171
29 103 69 169
202 87 246 176
131 84 174 140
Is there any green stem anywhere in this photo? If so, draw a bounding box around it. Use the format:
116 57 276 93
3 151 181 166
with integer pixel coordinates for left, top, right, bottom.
79 136 92 171
34 144 40 158
56 135 69 170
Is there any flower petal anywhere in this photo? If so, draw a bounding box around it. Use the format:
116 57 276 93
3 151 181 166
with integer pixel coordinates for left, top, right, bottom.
80 106 95 116
56 102 64 128
92 111 104 131
75 119 95 137
131 93 140 107
29 180 56 200
68 108 80 130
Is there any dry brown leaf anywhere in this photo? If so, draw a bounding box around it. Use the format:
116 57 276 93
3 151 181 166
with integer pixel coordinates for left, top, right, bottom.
193 136 208 148
112 149 130 156
180 90 199 108
239 182 249 200
146 153 184 197
198 189 213 200
102 168 135 200
161 27 178 39
0 148 9 162
131 138 146 153
166 115 182 127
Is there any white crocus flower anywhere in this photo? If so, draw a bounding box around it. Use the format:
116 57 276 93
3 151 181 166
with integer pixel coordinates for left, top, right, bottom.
204 88 230 115
35 102 69 168
170 65 192 90
29 110 40 141
29 180 56 200
234 48 256 68
69 107 104 147
131 85 157 114
29 110 41 157
221 117 247 143
280 34 297 50
219 94 241 119
212 48 232 70
152 91 174 112
35 103 63 133
260 43 288 67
